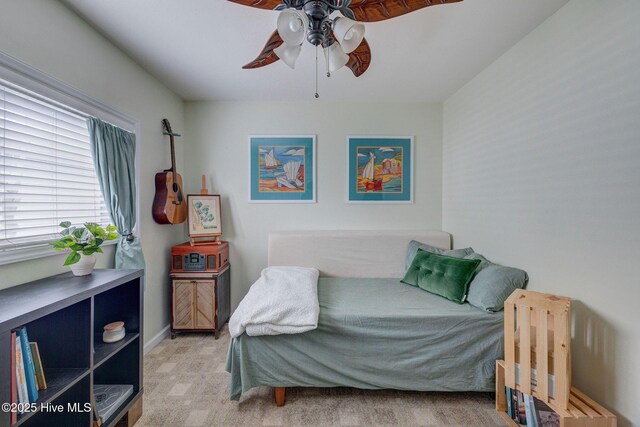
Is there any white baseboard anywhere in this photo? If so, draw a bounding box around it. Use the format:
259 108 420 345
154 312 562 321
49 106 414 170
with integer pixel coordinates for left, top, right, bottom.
144 324 171 354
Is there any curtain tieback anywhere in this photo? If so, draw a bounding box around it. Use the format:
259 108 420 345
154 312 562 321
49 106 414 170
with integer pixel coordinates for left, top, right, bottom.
125 233 135 242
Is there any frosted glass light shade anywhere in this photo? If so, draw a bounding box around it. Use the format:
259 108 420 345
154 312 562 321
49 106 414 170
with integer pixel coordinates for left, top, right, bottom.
325 43 349 72
277 9 309 46
274 44 302 69
333 17 365 53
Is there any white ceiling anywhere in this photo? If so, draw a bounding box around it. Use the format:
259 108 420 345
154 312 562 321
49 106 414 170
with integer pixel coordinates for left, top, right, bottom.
60 0 568 102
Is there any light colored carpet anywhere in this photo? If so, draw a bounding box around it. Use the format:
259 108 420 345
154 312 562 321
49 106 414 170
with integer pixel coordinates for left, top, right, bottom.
138 327 506 426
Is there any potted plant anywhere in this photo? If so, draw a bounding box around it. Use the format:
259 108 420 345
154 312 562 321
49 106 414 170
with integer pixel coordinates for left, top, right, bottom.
51 222 119 276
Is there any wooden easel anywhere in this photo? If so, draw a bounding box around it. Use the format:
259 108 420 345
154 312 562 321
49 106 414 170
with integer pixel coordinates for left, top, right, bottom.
189 175 222 246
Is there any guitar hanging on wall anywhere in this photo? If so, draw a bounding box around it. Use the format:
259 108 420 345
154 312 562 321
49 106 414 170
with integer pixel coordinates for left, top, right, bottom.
152 119 188 225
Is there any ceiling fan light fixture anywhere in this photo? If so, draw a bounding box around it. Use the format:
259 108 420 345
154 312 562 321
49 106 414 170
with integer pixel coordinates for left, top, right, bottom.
325 43 349 73
237 0 464 79
274 43 302 69
332 17 365 54
277 9 309 46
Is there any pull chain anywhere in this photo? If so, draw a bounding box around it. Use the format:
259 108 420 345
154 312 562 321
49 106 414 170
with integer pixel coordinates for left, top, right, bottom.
325 46 331 78
315 45 319 99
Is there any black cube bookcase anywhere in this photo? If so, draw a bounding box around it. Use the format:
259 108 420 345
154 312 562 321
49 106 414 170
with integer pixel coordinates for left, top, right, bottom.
0 269 144 427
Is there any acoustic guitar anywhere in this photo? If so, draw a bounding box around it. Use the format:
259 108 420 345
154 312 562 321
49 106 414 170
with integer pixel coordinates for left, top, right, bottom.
152 119 187 224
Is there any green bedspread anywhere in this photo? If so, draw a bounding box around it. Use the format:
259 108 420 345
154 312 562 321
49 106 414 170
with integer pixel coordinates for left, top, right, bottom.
226 277 503 400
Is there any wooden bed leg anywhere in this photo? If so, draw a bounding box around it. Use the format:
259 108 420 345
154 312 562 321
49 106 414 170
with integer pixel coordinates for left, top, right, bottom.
274 387 286 407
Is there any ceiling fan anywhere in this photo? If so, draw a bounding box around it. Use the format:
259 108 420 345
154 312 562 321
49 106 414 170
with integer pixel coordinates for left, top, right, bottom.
229 0 462 77
229 0 462 88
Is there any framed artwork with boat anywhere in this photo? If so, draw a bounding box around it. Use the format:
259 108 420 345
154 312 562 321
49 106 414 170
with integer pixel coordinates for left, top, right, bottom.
347 136 413 203
249 135 316 203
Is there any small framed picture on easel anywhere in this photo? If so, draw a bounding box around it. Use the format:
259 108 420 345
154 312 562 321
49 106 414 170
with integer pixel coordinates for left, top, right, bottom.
187 194 222 245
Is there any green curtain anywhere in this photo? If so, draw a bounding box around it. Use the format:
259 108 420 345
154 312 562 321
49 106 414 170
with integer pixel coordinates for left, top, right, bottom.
87 117 145 270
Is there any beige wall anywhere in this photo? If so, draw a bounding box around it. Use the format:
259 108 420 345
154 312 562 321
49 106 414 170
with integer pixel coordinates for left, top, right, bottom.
443 1 640 425
0 0 186 344
184 101 443 308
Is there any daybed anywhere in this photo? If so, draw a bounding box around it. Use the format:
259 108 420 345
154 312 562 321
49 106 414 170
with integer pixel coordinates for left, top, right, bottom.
226 230 504 404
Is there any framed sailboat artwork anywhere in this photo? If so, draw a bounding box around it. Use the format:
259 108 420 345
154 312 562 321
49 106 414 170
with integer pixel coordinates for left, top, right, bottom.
347 136 414 203
249 135 316 203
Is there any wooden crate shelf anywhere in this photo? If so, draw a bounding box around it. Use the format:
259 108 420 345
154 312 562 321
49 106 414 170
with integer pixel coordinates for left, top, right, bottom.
497 289 616 427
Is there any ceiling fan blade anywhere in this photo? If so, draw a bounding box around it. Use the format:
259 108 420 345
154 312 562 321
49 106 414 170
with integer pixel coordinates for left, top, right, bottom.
349 0 463 22
242 30 284 69
346 38 371 77
227 0 282 11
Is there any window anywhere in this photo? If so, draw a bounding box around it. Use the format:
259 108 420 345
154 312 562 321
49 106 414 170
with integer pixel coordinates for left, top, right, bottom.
0 83 110 253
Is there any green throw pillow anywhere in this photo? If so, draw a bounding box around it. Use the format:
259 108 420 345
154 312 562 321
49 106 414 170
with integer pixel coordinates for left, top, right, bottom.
402 249 481 304
405 240 474 271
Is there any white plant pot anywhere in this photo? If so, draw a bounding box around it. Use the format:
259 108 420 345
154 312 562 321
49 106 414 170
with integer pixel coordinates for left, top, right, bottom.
70 253 97 276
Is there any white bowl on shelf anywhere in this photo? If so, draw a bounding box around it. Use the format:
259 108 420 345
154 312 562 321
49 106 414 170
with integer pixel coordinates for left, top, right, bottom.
102 321 125 343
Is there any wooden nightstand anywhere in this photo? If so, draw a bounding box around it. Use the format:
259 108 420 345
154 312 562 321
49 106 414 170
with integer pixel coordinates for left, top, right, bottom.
170 242 230 339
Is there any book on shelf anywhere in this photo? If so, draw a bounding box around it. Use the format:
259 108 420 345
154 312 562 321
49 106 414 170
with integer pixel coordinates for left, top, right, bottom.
532 396 560 427
515 362 555 398
524 393 537 427
15 334 29 410
504 387 560 427
511 388 518 422
93 384 133 423
29 342 47 390
505 386 513 419
517 390 527 424
10 332 17 424
17 327 38 402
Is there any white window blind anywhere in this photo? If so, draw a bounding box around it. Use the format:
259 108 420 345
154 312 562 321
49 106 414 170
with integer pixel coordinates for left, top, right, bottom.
0 83 110 252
